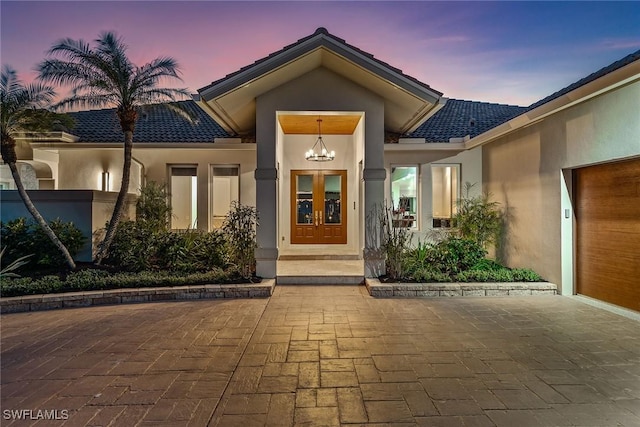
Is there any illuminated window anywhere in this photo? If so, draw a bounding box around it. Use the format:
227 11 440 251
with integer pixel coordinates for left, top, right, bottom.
431 164 460 228
170 166 198 229
211 166 239 229
390 166 418 228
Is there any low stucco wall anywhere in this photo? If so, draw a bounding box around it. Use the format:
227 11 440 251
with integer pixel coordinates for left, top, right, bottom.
0 190 135 262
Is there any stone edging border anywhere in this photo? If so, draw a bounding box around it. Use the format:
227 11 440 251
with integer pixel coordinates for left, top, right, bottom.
1 279 558 313
0 281 275 314
365 278 557 297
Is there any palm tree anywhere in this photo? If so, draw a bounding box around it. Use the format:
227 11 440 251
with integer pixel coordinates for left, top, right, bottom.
37 32 191 264
0 65 76 269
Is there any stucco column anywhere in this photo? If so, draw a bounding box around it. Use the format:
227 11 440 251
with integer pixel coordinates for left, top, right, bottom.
255 117 278 279
362 116 386 278
255 168 278 278
363 169 386 277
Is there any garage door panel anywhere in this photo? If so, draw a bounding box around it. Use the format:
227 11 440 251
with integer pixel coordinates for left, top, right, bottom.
575 158 640 312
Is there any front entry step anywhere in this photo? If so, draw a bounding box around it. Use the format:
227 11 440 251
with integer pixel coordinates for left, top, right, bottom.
277 275 364 285
276 259 364 285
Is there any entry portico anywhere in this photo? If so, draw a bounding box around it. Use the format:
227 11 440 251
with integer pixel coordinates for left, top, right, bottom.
197 28 444 278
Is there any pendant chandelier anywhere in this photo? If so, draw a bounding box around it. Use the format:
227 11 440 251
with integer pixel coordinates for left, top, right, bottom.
305 119 335 162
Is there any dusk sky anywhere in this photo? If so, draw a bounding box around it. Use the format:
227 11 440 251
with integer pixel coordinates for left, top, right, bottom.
2 1 639 106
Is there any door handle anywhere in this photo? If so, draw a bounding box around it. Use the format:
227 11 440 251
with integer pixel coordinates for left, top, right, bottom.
319 210 323 225
315 210 319 227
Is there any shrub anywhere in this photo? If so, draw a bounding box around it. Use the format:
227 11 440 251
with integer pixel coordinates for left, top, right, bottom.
223 202 258 280
456 270 491 282
105 220 155 272
411 267 451 283
0 218 86 272
154 229 228 273
403 240 432 275
453 182 503 250
106 224 229 273
511 268 543 282
430 237 487 275
136 181 171 232
64 269 111 290
0 268 233 298
470 258 506 272
0 275 65 297
379 202 413 280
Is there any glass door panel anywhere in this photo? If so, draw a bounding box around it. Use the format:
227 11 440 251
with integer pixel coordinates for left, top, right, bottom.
296 175 314 225
324 174 341 224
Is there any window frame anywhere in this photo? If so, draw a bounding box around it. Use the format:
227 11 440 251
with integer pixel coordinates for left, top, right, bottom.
430 163 461 228
390 164 420 230
209 164 240 230
168 164 198 230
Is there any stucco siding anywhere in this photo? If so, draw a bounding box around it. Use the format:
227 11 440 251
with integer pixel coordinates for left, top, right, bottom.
57 149 142 194
54 147 256 232
483 81 640 289
256 67 385 268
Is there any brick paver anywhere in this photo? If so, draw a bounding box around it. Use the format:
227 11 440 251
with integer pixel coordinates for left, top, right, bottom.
2 286 640 426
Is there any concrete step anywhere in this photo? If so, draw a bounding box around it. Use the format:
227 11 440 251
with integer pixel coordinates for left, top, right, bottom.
276 275 364 285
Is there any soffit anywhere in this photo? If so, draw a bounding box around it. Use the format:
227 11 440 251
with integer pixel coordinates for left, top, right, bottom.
278 114 361 135
198 31 442 135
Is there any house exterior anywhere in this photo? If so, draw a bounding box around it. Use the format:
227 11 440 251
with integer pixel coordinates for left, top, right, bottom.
2 28 638 311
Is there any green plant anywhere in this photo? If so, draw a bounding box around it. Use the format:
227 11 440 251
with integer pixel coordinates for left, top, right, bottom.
223 202 258 280
0 218 86 272
470 258 506 272
136 181 171 232
38 32 193 264
0 247 31 278
379 202 413 280
511 268 543 282
0 268 234 298
104 220 155 272
454 182 503 250
430 237 487 275
1 65 77 269
403 239 432 274
411 267 451 283
455 269 493 282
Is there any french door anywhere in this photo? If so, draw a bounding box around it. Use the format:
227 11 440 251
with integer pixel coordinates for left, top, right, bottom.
291 170 347 244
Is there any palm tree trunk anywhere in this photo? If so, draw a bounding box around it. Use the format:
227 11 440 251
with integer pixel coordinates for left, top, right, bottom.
94 131 133 264
6 161 76 269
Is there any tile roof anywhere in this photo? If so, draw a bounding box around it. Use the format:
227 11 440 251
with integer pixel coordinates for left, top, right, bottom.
408 99 528 142
527 48 640 110
68 100 230 143
64 40 638 145
199 27 442 97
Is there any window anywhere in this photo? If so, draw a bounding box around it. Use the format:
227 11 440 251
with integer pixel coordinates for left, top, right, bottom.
390 166 418 228
210 166 239 229
170 166 197 229
431 164 460 228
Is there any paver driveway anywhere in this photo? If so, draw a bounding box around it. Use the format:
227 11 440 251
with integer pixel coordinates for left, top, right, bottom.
1 286 639 426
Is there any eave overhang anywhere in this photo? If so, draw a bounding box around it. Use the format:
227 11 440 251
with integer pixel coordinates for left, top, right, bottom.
465 57 640 150
197 29 443 136
15 131 79 144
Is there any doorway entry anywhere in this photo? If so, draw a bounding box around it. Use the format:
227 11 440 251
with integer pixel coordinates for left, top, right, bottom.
291 169 347 244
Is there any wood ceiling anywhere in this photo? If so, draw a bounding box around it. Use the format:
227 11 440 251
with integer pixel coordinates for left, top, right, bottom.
278 114 362 135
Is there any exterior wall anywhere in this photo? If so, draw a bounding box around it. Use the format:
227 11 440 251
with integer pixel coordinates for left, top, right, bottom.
57 149 142 194
255 67 385 277
482 80 640 293
52 147 256 232
133 147 256 231
1 190 134 262
384 146 482 243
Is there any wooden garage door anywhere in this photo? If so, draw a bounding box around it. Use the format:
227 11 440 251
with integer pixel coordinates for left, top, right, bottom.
575 158 640 311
